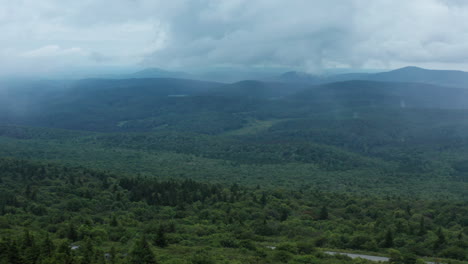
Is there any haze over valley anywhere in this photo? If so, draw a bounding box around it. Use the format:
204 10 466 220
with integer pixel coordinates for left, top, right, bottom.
0 1 467 263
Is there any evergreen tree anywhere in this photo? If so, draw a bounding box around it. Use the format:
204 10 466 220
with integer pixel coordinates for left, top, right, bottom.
67 223 78 241
109 246 117 264
280 208 289 222
167 222 176 233
319 206 329 220
40 234 55 258
418 216 426 236
93 248 106 264
21 230 40 264
21 230 34 249
129 235 157 264
110 214 119 227
434 227 446 250
383 229 394 248
260 193 267 207
55 240 74 264
6 240 22 264
80 238 94 264
154 225 168 248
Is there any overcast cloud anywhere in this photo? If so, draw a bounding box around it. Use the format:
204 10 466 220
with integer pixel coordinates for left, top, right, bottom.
2 0 468 76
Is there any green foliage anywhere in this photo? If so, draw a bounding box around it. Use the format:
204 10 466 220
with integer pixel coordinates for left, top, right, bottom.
129 235 157 264
1 78 468 263
0 158 466 263
154 224 168 248
319 206 329 220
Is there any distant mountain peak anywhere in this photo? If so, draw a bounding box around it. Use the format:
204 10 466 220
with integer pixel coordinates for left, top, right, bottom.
133 67 167 74
234 80 266 85
273 71 322 83
396 66 425 71
130 67 190 79
280 71 316 78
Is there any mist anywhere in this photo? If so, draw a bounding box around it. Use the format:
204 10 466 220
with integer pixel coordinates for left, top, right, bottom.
1 2 468 263
2 0 468 77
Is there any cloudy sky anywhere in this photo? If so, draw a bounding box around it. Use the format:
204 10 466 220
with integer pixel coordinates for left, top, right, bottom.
2 0 468 76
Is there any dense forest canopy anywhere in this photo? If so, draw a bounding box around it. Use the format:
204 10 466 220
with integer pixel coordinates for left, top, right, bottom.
0 158 466 263
0 67 467 263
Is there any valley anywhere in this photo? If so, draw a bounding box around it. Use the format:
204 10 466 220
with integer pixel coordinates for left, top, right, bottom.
0 67 467 263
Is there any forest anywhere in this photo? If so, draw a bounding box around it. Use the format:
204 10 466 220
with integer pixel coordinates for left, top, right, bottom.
4 0 468 261
0 76 467 263
0 158 466 263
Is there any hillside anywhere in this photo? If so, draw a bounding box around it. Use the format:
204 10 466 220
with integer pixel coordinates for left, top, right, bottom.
290 80 468 109
0 157 466 263
5 78 468 133
0 80 467 197
367 66 468 88
0 76 467 263
274 66 468 88
210 80 309 98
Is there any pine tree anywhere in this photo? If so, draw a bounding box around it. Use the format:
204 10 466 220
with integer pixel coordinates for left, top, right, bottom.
260 193 267 207
319 206 329 220
21 230 40 264
129 235 157 264
93 248 106 264
7 240 22 264
154 225 168 248
383 229 394 248
40 234 55 258
67 223 78 241
280 208 289 222
110 214 119 227
21 230 34 249
55 240 74 264
167 222 176 233
81 238 94 264
418 216 426 235
434 227 446 250
109 246 117 264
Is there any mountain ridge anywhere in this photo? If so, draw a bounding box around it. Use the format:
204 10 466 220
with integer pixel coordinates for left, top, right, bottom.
273 66 468 88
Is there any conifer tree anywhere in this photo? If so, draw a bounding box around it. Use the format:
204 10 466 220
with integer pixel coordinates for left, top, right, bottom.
383 229 394 248
109 246 117 264
418 216 426 236
40 234 55 259
55 240 74 264
6 240 22 264
81 238 94 264
434 227 446 250
154 225 168 248
319 206 329 220
129 235 157 264
67 223 78 241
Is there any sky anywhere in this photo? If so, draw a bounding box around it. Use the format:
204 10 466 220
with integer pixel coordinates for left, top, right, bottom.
2 0 468 77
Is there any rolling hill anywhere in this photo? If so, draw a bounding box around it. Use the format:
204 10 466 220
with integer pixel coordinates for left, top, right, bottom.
274 66 468 88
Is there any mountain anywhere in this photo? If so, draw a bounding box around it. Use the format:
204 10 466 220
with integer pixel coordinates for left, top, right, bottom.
275 66 468 88
290 80 468 109
95 65 468 88
327 72 371 82
210 80 309 98
130 67 191 79
91 67 192 80
2 78 230 132
4 76 468 136
272 71 324 84
366 66 468 88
